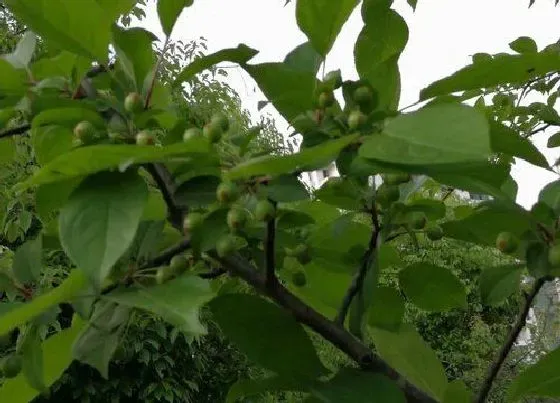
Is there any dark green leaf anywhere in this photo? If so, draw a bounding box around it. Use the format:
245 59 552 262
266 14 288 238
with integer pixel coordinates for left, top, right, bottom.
208 293 327 378
105 275 213 335
32 126 74 166
480 265 523 306
0 59 26 96
227 135 358 180
296 0 360 56
227 376 308 403
308 369 405 402
367 286 404 331
526 242 551 278
508 347 560 401
16 139 211 191
443 380 471 403
509 36 538 54
315 177 363 210
407 0 418 10
112 26 157 93
399 263 467 311
13 237 42 284
421 51 560 100
266 175 310 203
370 324 448 401
0 138 16 165
175 175 221 207
35 179 82 221
490 121 549 168
539 180 560 213
157 0 193 36
548 131 560 148
191 208 230 252
20 325 46 392
276 209 315 230
174 45 258 86
284 42 322 74
59 171 148 286
5 0 111 62
95 0 138 22
405 199 446 220
359 104 490 165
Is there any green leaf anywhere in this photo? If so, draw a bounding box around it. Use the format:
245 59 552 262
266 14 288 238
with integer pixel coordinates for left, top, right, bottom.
4 31 37 68
276 210 315 230
509 36 538 54
508 347 560 401
407 0 418 10
539 180 560 213
266 175 310 203
208 293 327 378
227 135 358 180
359 104 491 165
367 286 405 331
16 139 211 191
443 380 471 403
4 0 111 62
404 199 446 221
284 42 322 74
295 0 359 56
157 0 193 36
175 175 221 208
244 62 319 122
0 270 86 337
0 59 26 95
112 26 157 93
315 177 363 210
421 51 560 100
104 275 213 335
480 265 523 306
20 325 46 392
0 138 16 163
370 324 448 401
227 376 308 403
174 44 258 86
490 121 549 169
59 171 148 287
191 208 230 252
32 126 74 166
308 369 405 402
399 263 467 311
0 316 85 403
548 131 560 148
95 0 138 22
142 191 167 222
35 178 82 221
13 237 42 285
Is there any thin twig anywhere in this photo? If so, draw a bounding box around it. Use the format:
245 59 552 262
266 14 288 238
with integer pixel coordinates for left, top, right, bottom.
264 208 277 288
441 188 455 201
475 277 549 403
526 123 551 138
199 267 227 279
143 163 184 230
139 238 191 270
0 123 30 139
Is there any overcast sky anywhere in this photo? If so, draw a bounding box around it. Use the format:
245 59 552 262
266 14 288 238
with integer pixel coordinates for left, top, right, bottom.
139 0 560 208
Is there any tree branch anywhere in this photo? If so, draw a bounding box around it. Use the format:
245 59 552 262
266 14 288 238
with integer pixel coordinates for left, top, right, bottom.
264 213 277 288
139 238 191 270
475 277 549 403
214 252 435 403
0 123 30 139
143 163 184 230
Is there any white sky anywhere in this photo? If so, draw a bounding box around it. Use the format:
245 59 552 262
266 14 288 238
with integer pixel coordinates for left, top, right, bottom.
139 0 560 209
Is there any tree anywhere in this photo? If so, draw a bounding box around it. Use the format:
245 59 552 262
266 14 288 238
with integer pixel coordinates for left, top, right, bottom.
0 1 560 403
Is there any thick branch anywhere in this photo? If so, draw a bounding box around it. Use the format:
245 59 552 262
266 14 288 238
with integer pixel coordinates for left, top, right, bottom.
216 253 435 403
475 277 548 403
144 163 184 230
264 216 277 287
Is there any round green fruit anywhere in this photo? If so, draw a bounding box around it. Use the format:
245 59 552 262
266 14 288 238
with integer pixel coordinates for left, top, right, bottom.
495 232 518 254
216 182 239 204
183 127 202 142
292 271 307 287
318 91 335 108
353 86 373 105
227 208 247 231
377 184 400 207
255 200 276 222
409 212 427 230
347 110 367 130
210 113 230 132
155 266 173 285
548 244 560 267
426 225 444 241
124 92 144 114
384 172 411 185
216 235 236 258
183 212 204 235
169 255 189 274
203 122 223 143
1 354 22 379
136 130 155 146
73 120 96 142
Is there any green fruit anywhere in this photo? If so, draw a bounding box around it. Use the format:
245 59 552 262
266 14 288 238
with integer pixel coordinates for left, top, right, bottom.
1 354 22 379
255 200 276 222
210 113 230 132
496 232 518 254
155 266 173 285
73 120 96 142
203 122 223 143
318 91 335 108
183 127 201 142
409 212 427 230
124 92 144 113
292 271 307 287
72 137 83 148
183 212 204 235
108 131 122 142
136 130 155 145
548 244 560 267
377 184 400 207
216 182 239 204
384 172 411 185
353 86 373 105
169 255 189 274
293 244 312 265
227 208 247 231
347 110 367 130
216 235 236 257
426 225 444 241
